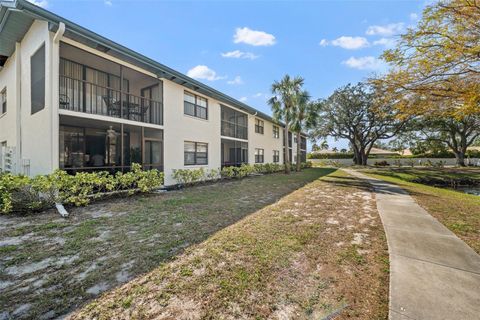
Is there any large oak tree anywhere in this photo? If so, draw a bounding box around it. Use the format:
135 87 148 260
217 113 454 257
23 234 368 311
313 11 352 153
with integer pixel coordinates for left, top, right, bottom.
313 83 406 165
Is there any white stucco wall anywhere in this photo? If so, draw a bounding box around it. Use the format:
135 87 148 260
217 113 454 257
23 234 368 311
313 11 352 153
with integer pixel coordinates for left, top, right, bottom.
0 50 18 148
248 116 284 165
162 80 222 186
19 20 55 176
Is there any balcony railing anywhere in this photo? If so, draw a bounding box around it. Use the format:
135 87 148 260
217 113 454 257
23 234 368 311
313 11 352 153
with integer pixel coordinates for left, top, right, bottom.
59 75 163 125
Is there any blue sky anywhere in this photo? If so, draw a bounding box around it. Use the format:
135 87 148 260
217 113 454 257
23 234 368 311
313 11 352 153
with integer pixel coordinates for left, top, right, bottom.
32 0 427 148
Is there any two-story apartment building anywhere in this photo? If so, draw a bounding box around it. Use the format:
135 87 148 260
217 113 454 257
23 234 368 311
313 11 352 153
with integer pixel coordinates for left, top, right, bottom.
0 0 306 185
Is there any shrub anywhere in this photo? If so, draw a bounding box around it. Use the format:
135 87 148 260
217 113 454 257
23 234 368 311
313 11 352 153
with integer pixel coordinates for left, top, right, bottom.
434 160 446 168
172 168 205 186
301 161 313 169
0 164 164 214
206 168 220 182
374 160 390 167
220 166 236 179
236 163 255 178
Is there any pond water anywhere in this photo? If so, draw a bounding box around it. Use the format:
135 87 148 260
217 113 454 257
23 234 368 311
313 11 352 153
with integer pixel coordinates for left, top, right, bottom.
452 186 480 196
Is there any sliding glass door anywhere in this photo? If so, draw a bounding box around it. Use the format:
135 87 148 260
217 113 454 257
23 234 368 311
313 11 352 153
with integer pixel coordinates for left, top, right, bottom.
59 120 163 173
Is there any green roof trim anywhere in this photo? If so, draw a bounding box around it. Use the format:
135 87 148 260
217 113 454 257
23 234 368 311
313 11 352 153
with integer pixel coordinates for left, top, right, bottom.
0 0 283 125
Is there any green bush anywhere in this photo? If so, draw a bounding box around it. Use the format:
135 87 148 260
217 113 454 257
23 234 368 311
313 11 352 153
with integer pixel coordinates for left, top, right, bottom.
374 160 390 167
172 168 206 186
0 163 164 214
220 166 236 179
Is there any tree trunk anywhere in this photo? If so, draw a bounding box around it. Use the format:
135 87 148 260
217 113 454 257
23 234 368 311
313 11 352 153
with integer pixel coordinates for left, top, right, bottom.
360 152 368 165
296 132 301 172
454 150 466 166
284 126 290 174
351 142 361 165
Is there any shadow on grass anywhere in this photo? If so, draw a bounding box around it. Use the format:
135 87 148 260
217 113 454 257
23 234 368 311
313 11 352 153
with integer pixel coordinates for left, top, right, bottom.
0 168 335 320
321 171 430 198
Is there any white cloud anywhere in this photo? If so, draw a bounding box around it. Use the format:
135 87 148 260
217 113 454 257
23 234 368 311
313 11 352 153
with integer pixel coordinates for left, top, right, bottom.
253 93 264 98
373 37 397 48
239 97 248 102
342 56 386 70
331 36 369 49
221 50 259 60
366 23 404 36
409 13 419 20
187 65 224 81
27 0 48 7
319 39 329 47
227 76 244 85
104 0 113 6
233 27 276 46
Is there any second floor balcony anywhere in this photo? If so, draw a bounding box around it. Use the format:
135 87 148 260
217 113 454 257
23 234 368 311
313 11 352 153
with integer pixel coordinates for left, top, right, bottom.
59 75 163 125
59 44 163 126
220 105 248 140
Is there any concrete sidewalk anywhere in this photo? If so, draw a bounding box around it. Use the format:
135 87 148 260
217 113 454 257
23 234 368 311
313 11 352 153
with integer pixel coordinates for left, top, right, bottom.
344 169 480 320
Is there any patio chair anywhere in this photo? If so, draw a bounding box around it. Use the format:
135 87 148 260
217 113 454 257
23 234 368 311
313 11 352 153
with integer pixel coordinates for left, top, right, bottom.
59 94 70 110
102 95 121 117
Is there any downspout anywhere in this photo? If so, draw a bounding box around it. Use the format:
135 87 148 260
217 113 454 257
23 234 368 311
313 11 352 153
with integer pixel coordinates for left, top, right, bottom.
51 22 64 171
15 42 21 175
53 23 68 217
53 22 65 43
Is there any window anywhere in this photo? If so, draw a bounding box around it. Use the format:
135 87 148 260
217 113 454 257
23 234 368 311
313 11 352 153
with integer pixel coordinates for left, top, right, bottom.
255 148 264 163
184 91 208 120
294 136 298 143
31 44 45 114
184 141 208 165
273 125 279 139
1 88 6 115
255 119 264 134
273 150 280 163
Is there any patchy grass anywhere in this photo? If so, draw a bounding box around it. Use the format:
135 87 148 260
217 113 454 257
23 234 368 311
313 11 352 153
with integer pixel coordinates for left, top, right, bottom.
70 169 388 320
0 169 330 319
361 168 480 253
362 167 480 186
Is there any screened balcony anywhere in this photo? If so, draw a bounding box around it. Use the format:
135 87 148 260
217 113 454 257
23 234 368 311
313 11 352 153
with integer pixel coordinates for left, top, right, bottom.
59 43 163 125
221 138 248 167
221 105 248 140
59 115 163 174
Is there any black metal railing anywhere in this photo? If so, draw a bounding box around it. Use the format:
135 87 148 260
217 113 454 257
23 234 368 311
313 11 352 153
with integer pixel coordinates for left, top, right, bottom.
59 75 163 125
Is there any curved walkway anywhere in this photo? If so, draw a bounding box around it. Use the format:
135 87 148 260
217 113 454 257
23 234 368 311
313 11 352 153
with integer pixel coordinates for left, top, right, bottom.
344 169 480 320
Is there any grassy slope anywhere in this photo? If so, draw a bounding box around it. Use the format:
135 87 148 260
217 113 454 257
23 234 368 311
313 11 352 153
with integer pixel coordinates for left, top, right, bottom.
70 169 389 320
363 169 480 253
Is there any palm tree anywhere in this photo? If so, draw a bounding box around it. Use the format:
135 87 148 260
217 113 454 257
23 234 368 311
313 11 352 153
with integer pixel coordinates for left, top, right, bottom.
320 140 329 150
290 91 319 171
268 75 305 174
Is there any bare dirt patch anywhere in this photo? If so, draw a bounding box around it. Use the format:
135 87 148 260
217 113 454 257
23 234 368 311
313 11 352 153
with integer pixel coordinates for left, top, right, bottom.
0 169 327 319
70 169 389 320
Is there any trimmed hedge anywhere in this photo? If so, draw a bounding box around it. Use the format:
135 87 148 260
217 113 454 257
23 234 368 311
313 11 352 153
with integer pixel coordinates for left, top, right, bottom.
172 162 313 187
0 163 164 214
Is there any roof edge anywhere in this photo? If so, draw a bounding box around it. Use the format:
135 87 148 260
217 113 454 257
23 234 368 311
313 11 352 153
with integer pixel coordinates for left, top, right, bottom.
9 0 282 125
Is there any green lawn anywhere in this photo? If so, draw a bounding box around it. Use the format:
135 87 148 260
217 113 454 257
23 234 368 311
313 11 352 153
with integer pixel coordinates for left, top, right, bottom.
1 169 330 319
68 169 389 320
362 167 480 186
361 168 480 253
